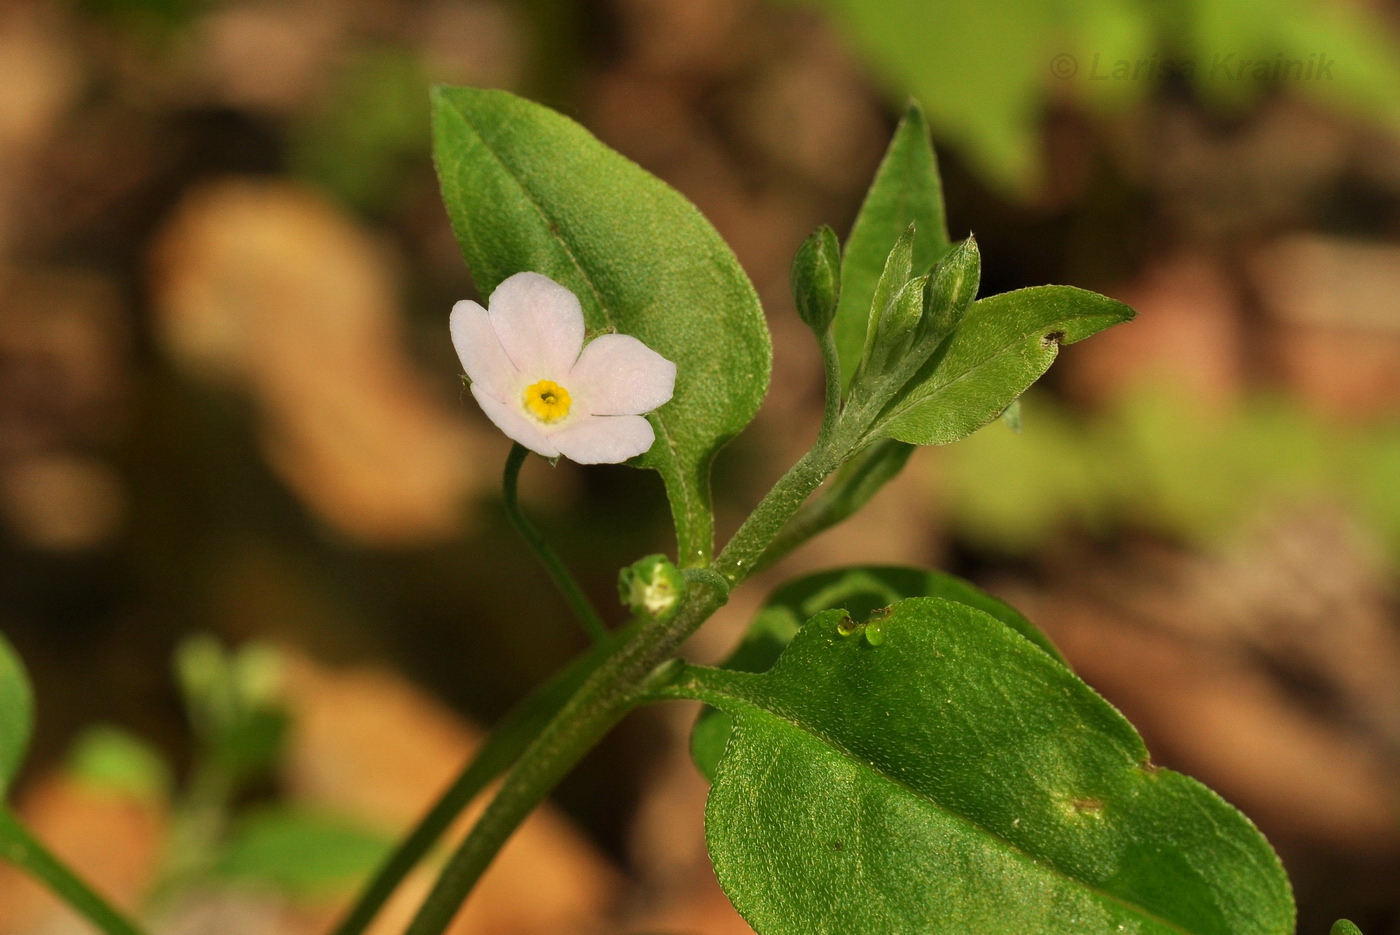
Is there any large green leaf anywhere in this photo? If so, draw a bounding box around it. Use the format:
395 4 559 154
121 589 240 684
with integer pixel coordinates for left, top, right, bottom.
0 632 32 797
836 102 950 390
667 599 1293 935
433 86 771 565
691 566 1065 780
876 285 1134 446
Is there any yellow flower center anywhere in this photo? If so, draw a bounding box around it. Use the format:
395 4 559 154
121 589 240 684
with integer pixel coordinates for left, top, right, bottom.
523 379 572 423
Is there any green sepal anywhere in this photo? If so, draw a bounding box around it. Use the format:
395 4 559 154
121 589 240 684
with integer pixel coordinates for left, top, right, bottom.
858 223 916 374
919 235 980 346
618 554 686 622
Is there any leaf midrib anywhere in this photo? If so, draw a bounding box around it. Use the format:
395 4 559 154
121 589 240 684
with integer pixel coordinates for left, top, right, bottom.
696 675 1202 935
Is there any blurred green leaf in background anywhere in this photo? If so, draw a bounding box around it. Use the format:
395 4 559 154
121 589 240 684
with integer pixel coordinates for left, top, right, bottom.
802 0 1400 192
940 382 1400 558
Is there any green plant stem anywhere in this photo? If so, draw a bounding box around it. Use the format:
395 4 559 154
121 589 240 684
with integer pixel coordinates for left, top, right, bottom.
329 631 625 935
0 807 149 935
752 438 915 575
404 441 847 935
816 329 843 443
145 759 234 913
502 443 608 644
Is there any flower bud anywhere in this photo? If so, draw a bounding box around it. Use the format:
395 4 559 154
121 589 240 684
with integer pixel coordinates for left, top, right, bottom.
865 225 916 342
869 274 928 369
791 226 841 334
920 235 980 345
618 554 686 621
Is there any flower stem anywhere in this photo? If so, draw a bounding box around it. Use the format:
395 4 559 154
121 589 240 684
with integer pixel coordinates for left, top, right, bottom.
404 441 846 935
815 329 843 443
502 444 608 644
0 807 149 935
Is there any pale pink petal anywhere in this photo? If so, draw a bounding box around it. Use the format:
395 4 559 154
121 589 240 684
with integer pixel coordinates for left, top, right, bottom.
471 384 560 458
568 334 676 416
451 300 519 402
488 272 585 379
550 414 655 464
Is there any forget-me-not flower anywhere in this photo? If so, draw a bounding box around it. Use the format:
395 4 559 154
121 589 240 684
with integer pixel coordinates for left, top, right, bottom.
451 272 676 463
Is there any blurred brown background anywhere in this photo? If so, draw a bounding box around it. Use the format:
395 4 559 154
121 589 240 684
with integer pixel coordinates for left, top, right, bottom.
1 0 1400 932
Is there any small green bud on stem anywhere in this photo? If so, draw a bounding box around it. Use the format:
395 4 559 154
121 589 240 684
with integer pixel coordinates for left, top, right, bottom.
618 554 687 622
791 226 841 335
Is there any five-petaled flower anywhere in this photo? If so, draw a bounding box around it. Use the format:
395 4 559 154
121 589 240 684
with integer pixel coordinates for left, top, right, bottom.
451 272 676 464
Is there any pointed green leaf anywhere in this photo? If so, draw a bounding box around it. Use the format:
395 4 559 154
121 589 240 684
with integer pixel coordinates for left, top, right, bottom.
876 285 1134 446
670 599 1294 935
433 86 771 565
0 632 33 797
691 565 1064 781
836 103 950 390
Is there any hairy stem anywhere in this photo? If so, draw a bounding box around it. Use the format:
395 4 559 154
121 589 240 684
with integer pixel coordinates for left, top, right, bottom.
815 329 843 444
404 442 846 935
503 444 608 644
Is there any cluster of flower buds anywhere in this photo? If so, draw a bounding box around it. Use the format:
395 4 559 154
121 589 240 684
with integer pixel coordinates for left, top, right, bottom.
791 221 981 445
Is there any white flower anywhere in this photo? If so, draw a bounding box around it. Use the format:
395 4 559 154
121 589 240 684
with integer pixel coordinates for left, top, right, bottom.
451 272 677 464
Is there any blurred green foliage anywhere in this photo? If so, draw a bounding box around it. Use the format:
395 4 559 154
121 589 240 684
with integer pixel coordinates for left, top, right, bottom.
942 383 1400 558
217 808 391 898
804 0 1400 191
67 726 171 801
291 50 432 215
77 0 204 35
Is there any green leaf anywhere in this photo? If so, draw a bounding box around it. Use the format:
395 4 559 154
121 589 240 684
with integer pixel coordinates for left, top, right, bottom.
433 86 771 565
67 726 170 801
670 599 1294 935
836 102 950 390
818 0 1050 192
1331 921 1363 935
876 285 1134 446
0 631 33 797
691 565 1065 781
218 808 391 898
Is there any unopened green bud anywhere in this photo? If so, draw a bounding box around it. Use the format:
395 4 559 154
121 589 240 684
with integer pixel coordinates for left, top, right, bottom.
791 226 841 334
618 554 686 621
920 236 980 345
864 224 916 350
869 274 927 369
